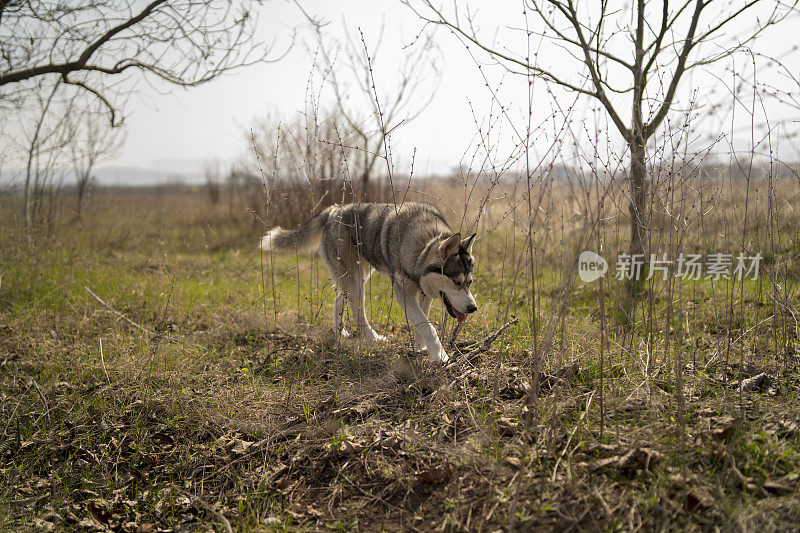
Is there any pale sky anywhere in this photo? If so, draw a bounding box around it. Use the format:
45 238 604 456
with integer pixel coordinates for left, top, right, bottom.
29 1 800 180
104 0 513 178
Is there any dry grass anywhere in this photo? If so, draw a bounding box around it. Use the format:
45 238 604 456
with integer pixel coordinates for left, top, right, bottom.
1 179 800 531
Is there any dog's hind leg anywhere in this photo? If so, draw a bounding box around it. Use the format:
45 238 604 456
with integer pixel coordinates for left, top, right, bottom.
344 269 386 343
321 241 352 340
321 228 384 344
414 293 433 351
333 291 349 339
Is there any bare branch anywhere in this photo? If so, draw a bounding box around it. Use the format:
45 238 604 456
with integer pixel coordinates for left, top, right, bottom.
643 0 706 139
551 0 630 139
410 1 602 98
297 1 440 189
642 0 671 77
1 0 283 121
520 1 634 71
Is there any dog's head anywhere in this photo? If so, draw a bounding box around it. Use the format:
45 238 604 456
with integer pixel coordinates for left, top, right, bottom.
420 233 478 323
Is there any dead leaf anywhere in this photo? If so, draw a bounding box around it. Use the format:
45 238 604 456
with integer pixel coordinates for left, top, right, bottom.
607 364 624 378
711 415 740 443
762 480 794 495
231 437 255 456
555 362 580 381
497 416 519 437
415 464 451 484
686 489 714 511
32 518 55 532
276 476 293 490
334 399 377 419
87 499 112 524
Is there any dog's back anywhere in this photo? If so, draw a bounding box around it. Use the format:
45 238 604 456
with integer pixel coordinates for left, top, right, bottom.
320 203 450 276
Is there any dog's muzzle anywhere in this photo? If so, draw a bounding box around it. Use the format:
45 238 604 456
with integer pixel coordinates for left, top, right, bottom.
441 292 476 323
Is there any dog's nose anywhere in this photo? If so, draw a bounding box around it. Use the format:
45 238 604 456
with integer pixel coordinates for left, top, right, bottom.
466 304 477 314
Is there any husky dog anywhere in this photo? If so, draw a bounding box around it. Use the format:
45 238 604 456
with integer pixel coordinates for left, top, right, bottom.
260 202 478 362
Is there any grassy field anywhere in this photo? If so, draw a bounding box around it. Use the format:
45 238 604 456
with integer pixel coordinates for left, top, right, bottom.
2 180 800 531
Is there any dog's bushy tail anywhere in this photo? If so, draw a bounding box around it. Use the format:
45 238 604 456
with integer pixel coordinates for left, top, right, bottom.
259 207 332 253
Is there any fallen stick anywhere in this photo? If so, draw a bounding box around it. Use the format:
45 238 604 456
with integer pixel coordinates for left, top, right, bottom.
450 320 467 346
448 315 519 367
84 286 153 335
469 315 519 356
195 498 233 533
31 380 51 425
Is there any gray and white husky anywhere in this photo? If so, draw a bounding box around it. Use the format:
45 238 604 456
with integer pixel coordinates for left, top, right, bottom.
260 202 478 362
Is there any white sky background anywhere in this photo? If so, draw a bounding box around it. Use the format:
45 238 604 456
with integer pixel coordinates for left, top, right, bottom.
103 0 499 178
88 0 800 179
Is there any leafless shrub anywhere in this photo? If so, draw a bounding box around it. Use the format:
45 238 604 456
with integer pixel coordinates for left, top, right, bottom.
71 106 125 222
297 3 441 196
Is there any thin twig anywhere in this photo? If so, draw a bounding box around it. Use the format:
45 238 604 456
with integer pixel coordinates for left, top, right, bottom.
196 498 233 533
551 391 595 482
470 315 519 356
84 286 153 335
450 320 467 346
449 315 519 365
99 338 110 383
31 380 51 425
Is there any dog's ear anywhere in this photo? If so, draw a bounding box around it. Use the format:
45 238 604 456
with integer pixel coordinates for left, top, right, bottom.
460 233 476 254
439 233 461 258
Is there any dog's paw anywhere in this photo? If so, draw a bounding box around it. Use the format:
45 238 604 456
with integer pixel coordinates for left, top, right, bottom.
363 330 387 343
414 334 427 352
338 329 350 339
428 348 449 364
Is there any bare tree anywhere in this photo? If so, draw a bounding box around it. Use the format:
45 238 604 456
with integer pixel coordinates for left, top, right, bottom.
409 0 797 296
20 80 77 239
0 0 286 125
242 109 364 227
203 160 223 207
71 109 125 222
297 3 441 197
2 0 290 237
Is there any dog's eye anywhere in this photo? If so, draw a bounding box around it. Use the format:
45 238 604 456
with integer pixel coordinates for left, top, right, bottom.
466 279 472 287
453 279 462 287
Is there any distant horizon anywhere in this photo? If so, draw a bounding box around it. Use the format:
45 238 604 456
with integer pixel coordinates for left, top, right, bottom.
2 155 797 191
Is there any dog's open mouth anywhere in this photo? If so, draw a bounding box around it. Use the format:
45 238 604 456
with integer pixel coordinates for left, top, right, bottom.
440 292 466 323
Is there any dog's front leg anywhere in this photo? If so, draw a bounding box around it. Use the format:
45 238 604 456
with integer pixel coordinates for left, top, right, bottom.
394 284 448 363
414 293 433 351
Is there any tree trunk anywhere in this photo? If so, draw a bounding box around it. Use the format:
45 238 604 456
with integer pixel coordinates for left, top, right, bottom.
626 137 648 318
76 178 86 222
23 169 32 244
629 139 647 259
